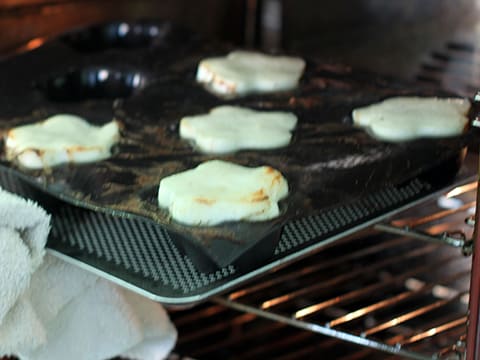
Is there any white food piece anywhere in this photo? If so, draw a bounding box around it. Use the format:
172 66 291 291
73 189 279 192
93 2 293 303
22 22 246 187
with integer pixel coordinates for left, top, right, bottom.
158 160 288 226
5 114 120 169
352 96 470 141
180 106 297 154
196 50 306 97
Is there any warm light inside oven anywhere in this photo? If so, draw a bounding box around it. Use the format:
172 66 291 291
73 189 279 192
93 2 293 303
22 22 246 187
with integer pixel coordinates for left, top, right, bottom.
446 182 478 198
25 37 46 51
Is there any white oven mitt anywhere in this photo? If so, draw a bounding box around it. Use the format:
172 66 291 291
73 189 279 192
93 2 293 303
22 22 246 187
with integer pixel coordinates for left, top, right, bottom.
0 187 177 360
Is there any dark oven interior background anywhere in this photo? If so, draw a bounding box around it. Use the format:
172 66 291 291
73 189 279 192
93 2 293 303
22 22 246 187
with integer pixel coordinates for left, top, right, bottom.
2 0 480 81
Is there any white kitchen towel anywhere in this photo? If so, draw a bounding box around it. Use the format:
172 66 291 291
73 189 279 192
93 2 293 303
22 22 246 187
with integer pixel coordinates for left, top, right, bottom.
19 256 177 360
0 188 177 359
0 188 50 326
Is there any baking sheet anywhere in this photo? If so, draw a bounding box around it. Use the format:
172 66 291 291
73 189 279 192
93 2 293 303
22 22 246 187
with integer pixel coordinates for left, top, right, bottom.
0 21 473 267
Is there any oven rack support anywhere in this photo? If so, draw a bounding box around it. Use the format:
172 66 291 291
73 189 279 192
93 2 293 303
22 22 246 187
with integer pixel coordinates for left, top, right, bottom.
466 176 480 360
374 224 473 256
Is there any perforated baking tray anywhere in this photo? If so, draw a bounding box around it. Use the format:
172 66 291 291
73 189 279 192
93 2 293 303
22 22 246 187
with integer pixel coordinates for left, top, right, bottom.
0 157 475 305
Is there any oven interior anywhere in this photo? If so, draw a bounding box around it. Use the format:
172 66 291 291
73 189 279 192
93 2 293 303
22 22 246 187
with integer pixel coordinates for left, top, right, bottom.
2 1 480 359
156 3 480 354
169 172 477 359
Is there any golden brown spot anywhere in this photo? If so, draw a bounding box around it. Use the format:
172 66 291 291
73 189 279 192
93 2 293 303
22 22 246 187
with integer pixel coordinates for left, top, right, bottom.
65 145 100 153
32 148 46 157
265 166 276 174
263 167 283 187
195 197 216 205
202 64 237 93
213 75 236 92
64 145 103 161
249 189 269 202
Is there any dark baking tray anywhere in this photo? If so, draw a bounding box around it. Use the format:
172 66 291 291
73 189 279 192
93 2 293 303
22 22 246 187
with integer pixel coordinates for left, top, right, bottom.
0 20 475 270
0 157 475 305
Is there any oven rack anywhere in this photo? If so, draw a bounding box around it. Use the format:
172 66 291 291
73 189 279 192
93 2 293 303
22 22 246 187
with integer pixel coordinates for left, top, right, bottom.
172 178 477 359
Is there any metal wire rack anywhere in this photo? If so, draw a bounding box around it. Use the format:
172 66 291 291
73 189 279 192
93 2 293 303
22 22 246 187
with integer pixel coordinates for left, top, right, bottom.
171 177 477 359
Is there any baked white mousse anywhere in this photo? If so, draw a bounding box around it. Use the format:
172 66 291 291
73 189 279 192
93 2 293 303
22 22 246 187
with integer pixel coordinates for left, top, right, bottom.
157 160 288 226
5 114 120 169
180 106 297 153
196 50 306 97
352 97 470 141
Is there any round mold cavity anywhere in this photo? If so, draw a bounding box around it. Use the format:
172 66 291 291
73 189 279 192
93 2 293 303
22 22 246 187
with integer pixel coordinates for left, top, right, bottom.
40 66 148 102
62 20 185 52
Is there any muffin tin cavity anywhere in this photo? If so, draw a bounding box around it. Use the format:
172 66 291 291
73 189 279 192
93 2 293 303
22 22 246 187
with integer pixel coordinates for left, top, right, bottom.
41 66 148 102
62 20 183 52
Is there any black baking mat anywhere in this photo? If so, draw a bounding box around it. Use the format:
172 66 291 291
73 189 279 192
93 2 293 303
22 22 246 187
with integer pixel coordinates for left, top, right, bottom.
0 20 474 270
1 161 472 305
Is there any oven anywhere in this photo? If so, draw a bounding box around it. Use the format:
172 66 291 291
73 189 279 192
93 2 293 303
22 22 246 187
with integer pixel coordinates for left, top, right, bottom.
1 1 480 359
